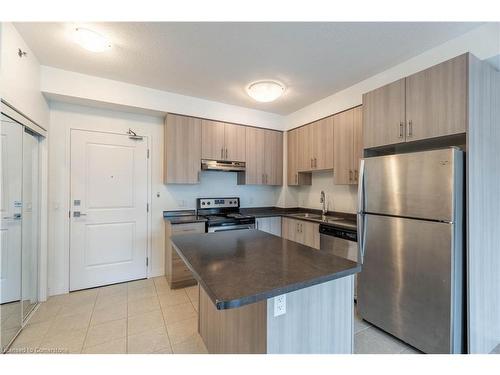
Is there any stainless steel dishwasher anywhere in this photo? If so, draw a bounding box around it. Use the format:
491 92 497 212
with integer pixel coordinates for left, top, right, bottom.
319 224 358 300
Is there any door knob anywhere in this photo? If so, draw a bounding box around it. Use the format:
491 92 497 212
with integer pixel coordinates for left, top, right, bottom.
3 214 22 220
73 212 87 217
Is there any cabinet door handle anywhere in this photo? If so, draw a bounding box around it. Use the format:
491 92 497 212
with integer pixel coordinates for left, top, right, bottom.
225 148 228 159
295 173 298 184
349 169 353 181
315 158 317 168
408 120 413 137
221 147 224 159
355 170 358 182
399 122 404 138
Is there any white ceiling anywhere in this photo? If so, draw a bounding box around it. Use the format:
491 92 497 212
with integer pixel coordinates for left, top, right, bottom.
15 22 481 115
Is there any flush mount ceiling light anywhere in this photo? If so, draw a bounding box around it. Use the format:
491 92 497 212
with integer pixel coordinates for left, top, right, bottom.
246 80 286 103
74 28 111 52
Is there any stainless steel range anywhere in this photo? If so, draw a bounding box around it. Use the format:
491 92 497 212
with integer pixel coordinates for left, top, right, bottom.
197 197 255 232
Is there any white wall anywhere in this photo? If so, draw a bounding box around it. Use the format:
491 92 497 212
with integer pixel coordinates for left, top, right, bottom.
295 171 357 214
40 66 285 130
0 22 49 127
47 101 283 296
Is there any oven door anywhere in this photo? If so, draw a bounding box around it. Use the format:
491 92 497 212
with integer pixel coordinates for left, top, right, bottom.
208 223 255 233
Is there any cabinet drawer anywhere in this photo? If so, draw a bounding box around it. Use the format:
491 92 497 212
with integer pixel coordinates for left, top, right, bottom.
171 222 205 234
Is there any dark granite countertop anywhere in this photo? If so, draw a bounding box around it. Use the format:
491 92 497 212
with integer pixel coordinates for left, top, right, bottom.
240 207 357 231
164 215 207 225
163 207 356 229
163 210 207 224
171 229 361 310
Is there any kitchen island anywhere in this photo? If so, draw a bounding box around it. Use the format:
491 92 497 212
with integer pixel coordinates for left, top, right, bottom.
171 229 360 354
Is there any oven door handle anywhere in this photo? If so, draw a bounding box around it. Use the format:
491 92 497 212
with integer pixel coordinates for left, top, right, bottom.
209 224 255 232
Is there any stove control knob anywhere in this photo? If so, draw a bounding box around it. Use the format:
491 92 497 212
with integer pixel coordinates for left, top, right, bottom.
207 202 211 205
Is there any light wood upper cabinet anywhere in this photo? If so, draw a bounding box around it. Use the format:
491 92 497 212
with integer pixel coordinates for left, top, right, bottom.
362 78 406 149
334 106 364 185
264 129 283 185
352 107 363 179
287 129 312 186
224 124 246 162
297 125 312 172
333 110 354 185
201 120 225 160
287 129 299 185
242 127 265 184
294 116 334 172
201 120 246 162
164 114 201 184
363 54 469 149
239 127 283 185
310 116 334 170
405 54 467 141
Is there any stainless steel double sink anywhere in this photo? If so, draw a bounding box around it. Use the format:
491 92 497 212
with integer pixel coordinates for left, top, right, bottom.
287 212 344 224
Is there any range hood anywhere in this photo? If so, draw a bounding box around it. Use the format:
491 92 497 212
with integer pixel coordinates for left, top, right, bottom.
201 159 246 172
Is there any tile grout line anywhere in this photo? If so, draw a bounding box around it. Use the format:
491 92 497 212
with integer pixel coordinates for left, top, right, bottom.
126 283 129 354
154 278 174 353
80 290 99 353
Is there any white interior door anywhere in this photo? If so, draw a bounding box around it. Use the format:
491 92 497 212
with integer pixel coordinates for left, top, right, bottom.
70 129 149 291
0 116 23 305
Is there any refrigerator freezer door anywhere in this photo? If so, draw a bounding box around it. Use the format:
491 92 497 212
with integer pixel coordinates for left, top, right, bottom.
357 214 460 354
362 148 460 222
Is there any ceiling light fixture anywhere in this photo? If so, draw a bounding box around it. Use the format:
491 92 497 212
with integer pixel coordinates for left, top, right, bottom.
74 28 111 52
246 80 285 103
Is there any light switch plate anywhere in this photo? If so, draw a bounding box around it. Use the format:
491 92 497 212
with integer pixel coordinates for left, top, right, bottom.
274 294 286 317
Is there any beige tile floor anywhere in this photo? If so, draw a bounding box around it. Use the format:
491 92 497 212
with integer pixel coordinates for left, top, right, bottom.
353 306 422 354
8 277 207 354
8 276 421 354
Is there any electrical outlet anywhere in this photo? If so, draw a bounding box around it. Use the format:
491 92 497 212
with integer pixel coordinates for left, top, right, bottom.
274 294 286 317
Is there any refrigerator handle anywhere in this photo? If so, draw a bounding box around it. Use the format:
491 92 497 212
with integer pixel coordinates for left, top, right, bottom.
357 159 366 263
357 159 365 213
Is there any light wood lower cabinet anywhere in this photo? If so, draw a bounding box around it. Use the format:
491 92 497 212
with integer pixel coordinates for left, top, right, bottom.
281 217 320 249
165 221 205 288
255 217 282 236
333 106 363 184
164 114 201 184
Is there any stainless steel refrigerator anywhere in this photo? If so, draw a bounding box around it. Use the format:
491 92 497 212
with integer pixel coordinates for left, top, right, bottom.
357 148 465 354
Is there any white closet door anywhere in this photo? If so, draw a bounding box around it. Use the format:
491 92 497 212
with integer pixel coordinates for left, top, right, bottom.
0 116 23 304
